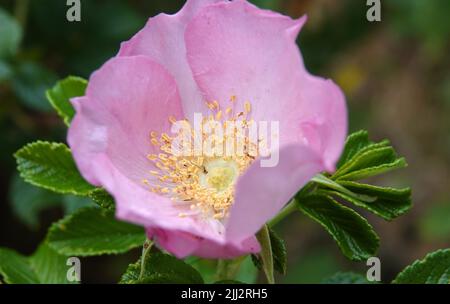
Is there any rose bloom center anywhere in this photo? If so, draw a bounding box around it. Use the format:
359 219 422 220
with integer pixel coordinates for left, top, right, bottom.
142 98 259 221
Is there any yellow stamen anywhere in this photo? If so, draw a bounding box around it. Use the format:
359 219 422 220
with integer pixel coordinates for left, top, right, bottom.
245 101 251 113
145 99 258 220
169 116 177 124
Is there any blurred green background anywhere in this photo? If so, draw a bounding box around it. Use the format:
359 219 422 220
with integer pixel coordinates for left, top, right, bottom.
0 0 449 283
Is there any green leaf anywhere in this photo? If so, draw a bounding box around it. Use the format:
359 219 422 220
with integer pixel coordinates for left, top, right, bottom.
9 173 61 229
339 158 407 181
46 76 87 126
334 130 408 181
252 227 287 275
393 249 450 284
255 225 274 283
337 130 372 168
337 130 393 170
30 243 74 284
322 272 374 284
15 141 95 196
268 228 287 275
335 130 390 171
88 188 115 210
215 280 244 284
0 243 74 284
0 8 22 58
331 181 412 220
62 195 94 214
334 146 406 181
0 248 39 284
312 174 376 203
315 131 411 223
47 207 145 256
297 195 379 261
235 256 258 283
185 258 217 283
120 250 204 284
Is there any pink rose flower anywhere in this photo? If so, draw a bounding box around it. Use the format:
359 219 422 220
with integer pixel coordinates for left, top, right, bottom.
68 0 347 259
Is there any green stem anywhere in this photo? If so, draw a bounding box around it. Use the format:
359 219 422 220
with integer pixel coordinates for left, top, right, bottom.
311 174 376 203
268 198 297 227
139 239 153 281
215 257 246 281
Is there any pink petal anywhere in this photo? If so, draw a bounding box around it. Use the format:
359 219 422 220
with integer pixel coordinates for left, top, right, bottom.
69 0 349 259
185 0 347 170
225 143 325 244
69 56 183 185
147 228 200 258
118 0 225 118
68 56 223 241
147 227 260 259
